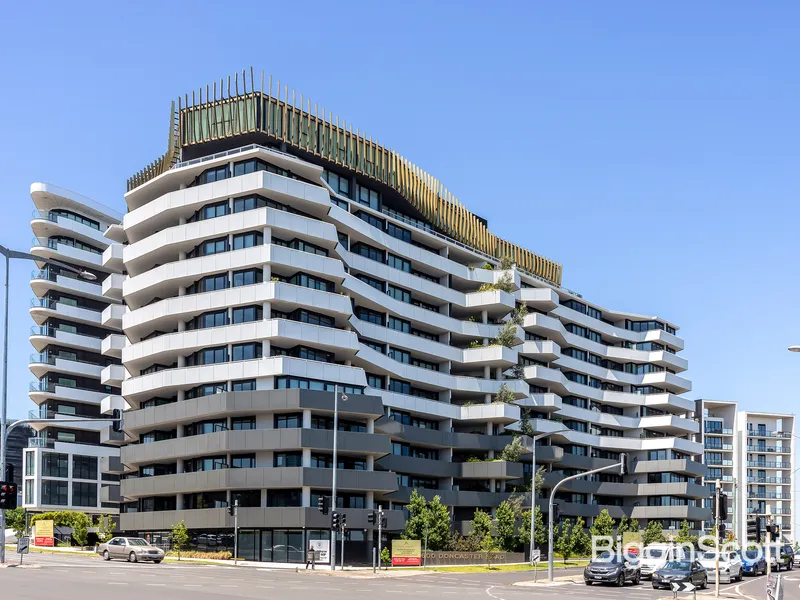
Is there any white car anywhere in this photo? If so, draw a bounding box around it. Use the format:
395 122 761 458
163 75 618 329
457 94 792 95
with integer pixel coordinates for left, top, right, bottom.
698 551 743 583
639 544 690 579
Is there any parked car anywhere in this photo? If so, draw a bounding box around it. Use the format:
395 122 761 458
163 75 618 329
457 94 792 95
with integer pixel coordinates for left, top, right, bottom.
639 544 690 579
770 545 795 571
740 548 767 576
794 550 800 567
698 551 742 583
97 537 165 563
583 552 641 586
652 560 708 590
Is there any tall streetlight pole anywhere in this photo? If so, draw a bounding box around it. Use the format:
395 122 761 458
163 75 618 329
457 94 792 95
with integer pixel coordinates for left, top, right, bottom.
0 244 96 564
529 429 568 565
329 385 346 571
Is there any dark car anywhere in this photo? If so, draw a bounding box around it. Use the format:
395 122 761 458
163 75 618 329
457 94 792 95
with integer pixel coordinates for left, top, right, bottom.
771 545 795 572
652 560 708 590
740 549 767 576
584 552 641 587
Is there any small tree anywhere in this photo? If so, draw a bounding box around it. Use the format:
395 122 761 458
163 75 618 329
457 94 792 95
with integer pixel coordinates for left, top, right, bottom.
481 532 499 568
500 437 524 463
95 515 117 543
380 547 391 569
402 489 429 542
495 500 517 552
643 520 666 546
618 516 630 535
675 520 697 546
591 509 615 552
511 302 528 326
500 255 515 271
629 518 640 534
495 271 515 293
494 383 516 404
555 519 575 564
794 541 800 552
6 508 26 538
571 516 592 557
69 512 90 546
493 321 517 348
425 495 452 551
518 505 546 550
470 508 493 541
169 520 190 560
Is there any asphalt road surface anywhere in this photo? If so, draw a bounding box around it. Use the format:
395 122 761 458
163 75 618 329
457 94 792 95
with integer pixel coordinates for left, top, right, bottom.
1 552 793 600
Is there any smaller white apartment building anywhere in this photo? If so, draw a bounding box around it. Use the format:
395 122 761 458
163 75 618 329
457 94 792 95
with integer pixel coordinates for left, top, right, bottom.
699 400 795 543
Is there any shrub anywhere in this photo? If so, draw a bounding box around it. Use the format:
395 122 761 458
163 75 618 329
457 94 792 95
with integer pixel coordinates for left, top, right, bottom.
482 263 494 270
165 550 233 560
499 255 515 271
494 383 516 404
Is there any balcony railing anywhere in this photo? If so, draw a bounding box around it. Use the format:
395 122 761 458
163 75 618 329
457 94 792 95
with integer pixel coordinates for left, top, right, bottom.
746 493 791 500
747 461 789 468
27 437 53 448
30 325 103 339
31 210 101 231
29 380 110 395
748 429 792 439
32 236 102 255
706 460 733 466
704 443 733 450
705 427 734 435
31 269 101 287
29 353 107 368
747 507 792 515
747 445 790 453
28 407 99 421
748 477 790 484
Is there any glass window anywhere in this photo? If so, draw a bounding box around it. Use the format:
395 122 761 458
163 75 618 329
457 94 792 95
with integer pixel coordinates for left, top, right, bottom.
189 236 228 258
25 452 35 476
233 269 263 287
387 254 412 273
232 343 262 362
72 482 97 507
356 273 384 291
232 305 262 324
267 490 302 508
186 310 228 330
287 272 334 292
41 480 68 505
324 170 351 198
352 242 384 263
355 307 384 326
387 285 411 304
231 417 256 430
233 231 264 250
186 346 228 366
233 195 267 213
356 210 385 230
42 453 68 478
187 273 229 294
274 377 364 395
367 373 385 389
357 185 380 210
388 316 411 333
195 165 229 185
231 454 256 469
189 200 229 222
24 480 33 504
73 455 98 480
274 452 302 468
186 383 227 399
232 379 256 392
274 413 303 429
386 222 412 243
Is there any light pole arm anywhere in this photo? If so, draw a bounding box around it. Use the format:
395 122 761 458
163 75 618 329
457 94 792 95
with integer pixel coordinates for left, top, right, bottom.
547 460 625 581
0 243 94 277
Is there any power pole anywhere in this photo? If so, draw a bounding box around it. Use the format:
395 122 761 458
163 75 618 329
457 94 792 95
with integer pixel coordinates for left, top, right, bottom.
233 499 239 566
766 506 772 577
377 506 384 570
715 480 720 598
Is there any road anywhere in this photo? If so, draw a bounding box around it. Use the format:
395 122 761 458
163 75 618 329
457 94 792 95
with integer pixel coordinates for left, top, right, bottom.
1 552 797 600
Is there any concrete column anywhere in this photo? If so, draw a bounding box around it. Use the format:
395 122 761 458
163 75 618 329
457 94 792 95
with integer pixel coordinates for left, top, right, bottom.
484 393 492 405
486 422 493 435
481 310 488 324
176 493 184 509
302 448 311 467
302 486 311 507
367 491 375 509
488 450 495 459
302 410 312 429
484 366 491 379
367 418 375 434
178 285 186 297
261 489 268 507
366 456 374 470
440 361 451 375
263 226 272 244
176 459 185 474
489 478 496 493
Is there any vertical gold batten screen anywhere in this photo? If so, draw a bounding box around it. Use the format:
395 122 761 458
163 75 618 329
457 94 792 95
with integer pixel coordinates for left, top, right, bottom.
128 72 562 286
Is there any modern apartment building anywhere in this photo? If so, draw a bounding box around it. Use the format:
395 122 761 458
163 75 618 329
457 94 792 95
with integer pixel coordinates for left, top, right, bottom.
31 72 708 561
697 400 795 543
24 183 125 517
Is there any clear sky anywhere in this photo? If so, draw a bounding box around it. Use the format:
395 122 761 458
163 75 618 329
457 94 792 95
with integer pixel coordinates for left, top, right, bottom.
1 0 798 422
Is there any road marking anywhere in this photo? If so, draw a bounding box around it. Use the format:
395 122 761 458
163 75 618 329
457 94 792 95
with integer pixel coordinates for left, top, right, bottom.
184 585 201 587
220 585 239 588
107 583 128 586
257 586 274 589
145 583 166 587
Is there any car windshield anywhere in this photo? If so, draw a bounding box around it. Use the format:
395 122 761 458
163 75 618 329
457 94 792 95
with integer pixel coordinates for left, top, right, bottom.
664 561 691 570
701 552 718 560
743 550 759 559
645 548 664 558
591 553 620 565
127 539 150 546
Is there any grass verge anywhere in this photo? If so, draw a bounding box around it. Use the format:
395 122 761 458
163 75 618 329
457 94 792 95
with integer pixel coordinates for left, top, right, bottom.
396 560 589 573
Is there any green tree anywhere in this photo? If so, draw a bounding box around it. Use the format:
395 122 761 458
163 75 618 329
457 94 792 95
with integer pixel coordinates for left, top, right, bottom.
380 547 391 568
6 508 26 538
31 510 90 546
675 520 697 546
794 541 800 552
500 255 515 271
402 490 451 551
629 518 640 534
95 514 117 543
618 516 630 535
495 500 517 551
494 383 516 404
169 520 190 560
519 505 547 550
591 509 615 552
643 520 666 546
481 532 499 568
471 508 493 541
402 489 429 542
571 516 592 557
555 519 574 564
500 437 524 463
511 302 528 326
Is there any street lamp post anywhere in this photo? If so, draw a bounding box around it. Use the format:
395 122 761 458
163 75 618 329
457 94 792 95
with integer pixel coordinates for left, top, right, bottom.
329 385 346 571
0 244 96 564
529 429 568 566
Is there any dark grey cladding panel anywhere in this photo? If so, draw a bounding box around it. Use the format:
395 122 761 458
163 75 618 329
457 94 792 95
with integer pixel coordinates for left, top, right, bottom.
535 446 563 462
121 429 389 465
556 453 617 471
125 389 385 433
632 458 707 478
535 499 626 520
374 417 509 451
388 486 512 507
121 507 407 533
377 454 459 478
121 467 398 498
631 505 711 521
459 460 523 480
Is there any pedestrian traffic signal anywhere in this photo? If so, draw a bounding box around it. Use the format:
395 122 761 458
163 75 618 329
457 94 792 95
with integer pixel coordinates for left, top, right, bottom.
331 511 340 530
718 491 728 521
318 495 330 515
0 481 18 510
768 524 780 541
367 511 376 525
112 408 123 433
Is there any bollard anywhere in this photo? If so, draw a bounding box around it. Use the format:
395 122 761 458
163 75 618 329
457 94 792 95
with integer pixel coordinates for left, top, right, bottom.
373 547 376 574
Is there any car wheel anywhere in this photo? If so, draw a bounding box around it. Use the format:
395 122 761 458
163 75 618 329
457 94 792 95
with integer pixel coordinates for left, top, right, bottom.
584 581 592 586
702 576 708 590
617 574 625 587
129 552 138 563
102 550 110 561
154 560 162 564
634 573 640 585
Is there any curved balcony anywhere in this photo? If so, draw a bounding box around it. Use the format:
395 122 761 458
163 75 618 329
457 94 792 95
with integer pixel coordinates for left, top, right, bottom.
30 209 110 248
30 236 105 271
26 408 108 433
29 325 103 353
28 380 109 406
101 303 127 328
30 297 102 327
29 353 104 379
101 334 127 358
31 269 106 302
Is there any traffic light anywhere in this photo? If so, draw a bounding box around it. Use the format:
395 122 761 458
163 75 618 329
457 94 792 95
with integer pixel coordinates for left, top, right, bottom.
112 408 123 433
331 511 340 531
0 481 18 510
747 517 761 543
620 453 628 476
341 512 347 529
228 503 235 517
756 517 763 543
718 523 726 542
551 502 560 523
718 491 728 521
768 524 780 541
367 511 376 525
318 495 330 515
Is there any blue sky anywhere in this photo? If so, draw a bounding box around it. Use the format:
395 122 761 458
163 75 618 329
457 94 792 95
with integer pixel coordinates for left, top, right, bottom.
1 1 799 420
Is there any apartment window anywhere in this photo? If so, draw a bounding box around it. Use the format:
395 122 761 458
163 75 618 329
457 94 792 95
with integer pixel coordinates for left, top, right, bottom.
267 489 302 507
565 420 587 433
387 254 412 273
140 430 177 444
232 490 261 508
274 413 303 429
389 410 439 430
324 170 351 198
233 343 261 362
396 474 437 489
233 268 263 287
189 236 228 258
231 417 256 431
186 310 228 330
564 372 587 385
233 194 268 213
139 464 176 477
234 158 290 177
41 480 68 505
625 319 676 335
357 185 380 210
187 273 229 294
352 242 384 262
233 231 263 250
367 373 385 389
287 272 334 292
73 456 98 480
42 453 68 478
50 209 100 230
355 307 384 326
563 348 587 362
72 482 97 507
362 340 385 353
274 452 302 468
273 308 335 328
195 165 228 185
24 480 33 504
25 452 35 476
274 376 363 395
186 383 227 398
310 416 366 433
186 346 227 366
564 445 588 456
387 285 411 304
356 210 385 230
189 200 229 222
296 346 333 363
232 379 256 392
389 347 411 364
563 396 588 409
356 274 384 292
232 305 262 324
185 457 227 473
392 442 439 460
388 316 411 333
231 454 256 469
386 222 412 243
275 238 328 257
185 420 227 436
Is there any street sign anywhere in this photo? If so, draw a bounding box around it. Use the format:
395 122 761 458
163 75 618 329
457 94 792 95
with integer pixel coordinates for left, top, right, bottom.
767 573 783 600
34 520 54 547
17 537 29 555
531 549 541 563
671 582 696 592
309 540 330 564
392 539 422 566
